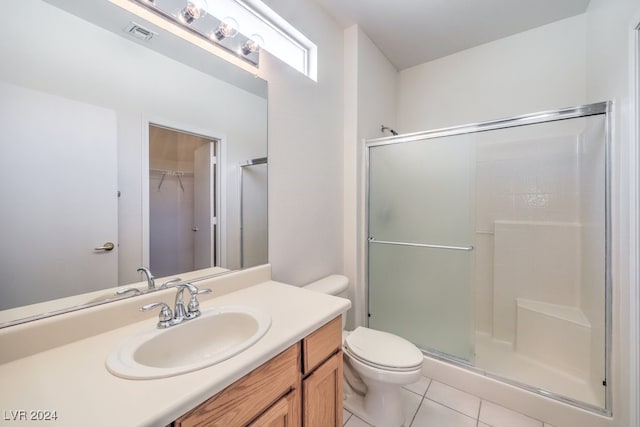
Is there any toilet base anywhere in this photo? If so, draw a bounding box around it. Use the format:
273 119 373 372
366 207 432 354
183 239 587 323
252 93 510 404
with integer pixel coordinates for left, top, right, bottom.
344 384 408 427
344 393 375 425
365 382 406 427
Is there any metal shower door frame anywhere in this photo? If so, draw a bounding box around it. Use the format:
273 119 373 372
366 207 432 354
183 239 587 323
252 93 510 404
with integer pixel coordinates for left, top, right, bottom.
364 101 612 416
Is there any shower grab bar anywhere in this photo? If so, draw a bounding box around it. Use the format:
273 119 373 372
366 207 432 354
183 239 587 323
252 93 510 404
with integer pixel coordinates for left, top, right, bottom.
368 237 474 252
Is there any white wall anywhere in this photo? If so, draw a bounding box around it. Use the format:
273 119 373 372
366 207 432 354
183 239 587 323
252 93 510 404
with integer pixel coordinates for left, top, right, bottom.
250 10 397 328
397 15 587 132
257 0 345 286
585 1 640 426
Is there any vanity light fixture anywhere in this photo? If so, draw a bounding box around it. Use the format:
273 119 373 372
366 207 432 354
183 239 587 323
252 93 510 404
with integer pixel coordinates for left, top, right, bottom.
126 0 315 71
241 34 264 55
214 17 239 40
179 0 208 24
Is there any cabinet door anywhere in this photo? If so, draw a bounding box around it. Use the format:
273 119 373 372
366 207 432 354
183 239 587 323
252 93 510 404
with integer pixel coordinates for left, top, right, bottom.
173 345 300 427
249 389 300 427
302 351 343 427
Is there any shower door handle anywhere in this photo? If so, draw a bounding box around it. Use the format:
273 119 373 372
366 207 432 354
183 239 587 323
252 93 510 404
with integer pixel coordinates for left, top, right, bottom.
368 237 474 252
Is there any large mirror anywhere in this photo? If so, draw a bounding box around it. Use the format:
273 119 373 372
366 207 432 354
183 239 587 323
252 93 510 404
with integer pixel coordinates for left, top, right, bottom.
0 0 268 327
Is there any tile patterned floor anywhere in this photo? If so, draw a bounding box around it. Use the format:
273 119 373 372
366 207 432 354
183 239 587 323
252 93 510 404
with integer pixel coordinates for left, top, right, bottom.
343 375 557 427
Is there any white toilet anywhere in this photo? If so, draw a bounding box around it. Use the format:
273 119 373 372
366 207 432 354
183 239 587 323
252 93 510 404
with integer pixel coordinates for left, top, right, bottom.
304 275 423 427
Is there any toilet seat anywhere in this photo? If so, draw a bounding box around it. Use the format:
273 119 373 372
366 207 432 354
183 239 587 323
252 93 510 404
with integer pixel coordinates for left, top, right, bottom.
344 327 423 372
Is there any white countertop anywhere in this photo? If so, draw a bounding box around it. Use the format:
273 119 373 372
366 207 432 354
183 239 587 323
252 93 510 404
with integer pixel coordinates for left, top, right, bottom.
0 281 350 426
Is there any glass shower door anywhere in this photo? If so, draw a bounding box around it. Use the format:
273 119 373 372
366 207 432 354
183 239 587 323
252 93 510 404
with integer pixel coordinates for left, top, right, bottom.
368 133 476 362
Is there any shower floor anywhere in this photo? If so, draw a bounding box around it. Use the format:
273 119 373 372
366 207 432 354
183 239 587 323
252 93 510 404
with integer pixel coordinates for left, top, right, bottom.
473 332 603 407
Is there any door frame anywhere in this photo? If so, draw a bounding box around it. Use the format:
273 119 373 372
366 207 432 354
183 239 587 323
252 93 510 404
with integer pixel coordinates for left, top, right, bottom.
630 17 640 427
141 116 226 271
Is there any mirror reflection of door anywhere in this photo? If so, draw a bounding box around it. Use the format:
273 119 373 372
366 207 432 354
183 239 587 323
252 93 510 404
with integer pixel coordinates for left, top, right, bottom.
0 83 118 309
240 160 268 268
148 124 218 277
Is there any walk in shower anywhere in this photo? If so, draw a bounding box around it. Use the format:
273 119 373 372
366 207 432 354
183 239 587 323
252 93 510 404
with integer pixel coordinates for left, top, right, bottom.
366 102 611 414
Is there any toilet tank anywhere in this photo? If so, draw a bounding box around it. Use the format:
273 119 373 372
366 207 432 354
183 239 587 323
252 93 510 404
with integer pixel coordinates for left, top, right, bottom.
304 275 350 329
303 274 349 298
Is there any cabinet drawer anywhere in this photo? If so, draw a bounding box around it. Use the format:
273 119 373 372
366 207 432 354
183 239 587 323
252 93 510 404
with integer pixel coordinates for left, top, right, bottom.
174 344 300 427
301 316 342 375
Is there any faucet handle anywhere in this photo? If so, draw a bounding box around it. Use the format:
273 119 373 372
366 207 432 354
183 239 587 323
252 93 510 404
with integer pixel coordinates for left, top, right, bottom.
141 302 173 329
187 288 212 317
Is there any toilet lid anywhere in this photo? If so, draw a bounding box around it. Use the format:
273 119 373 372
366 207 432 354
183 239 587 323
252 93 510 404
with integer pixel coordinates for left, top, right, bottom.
344 327 423 370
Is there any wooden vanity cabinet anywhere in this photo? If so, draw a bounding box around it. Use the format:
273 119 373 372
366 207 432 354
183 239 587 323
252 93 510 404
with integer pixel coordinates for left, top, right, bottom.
171 316 343 427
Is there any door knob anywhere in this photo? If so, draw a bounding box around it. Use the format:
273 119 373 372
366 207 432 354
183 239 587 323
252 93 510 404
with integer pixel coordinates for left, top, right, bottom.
94 242 115 252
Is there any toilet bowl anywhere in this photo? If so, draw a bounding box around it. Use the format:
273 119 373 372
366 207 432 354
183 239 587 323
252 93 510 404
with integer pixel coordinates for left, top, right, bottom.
344 327 423 426
304 275 424 427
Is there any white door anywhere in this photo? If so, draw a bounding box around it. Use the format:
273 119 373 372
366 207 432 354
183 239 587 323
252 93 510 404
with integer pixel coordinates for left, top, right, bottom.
193 142 215 269
0 83 118 310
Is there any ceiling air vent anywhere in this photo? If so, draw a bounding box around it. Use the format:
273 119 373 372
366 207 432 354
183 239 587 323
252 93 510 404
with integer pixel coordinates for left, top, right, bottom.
124 22 156 42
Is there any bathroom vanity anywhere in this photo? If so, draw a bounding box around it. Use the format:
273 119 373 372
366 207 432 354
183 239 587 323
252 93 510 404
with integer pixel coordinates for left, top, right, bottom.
0 266 350 426
173 316 342 426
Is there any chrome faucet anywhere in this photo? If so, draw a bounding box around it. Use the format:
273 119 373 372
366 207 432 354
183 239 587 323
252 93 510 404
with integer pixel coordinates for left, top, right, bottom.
141 283 212 329
137 266 155 290
173 283 212 322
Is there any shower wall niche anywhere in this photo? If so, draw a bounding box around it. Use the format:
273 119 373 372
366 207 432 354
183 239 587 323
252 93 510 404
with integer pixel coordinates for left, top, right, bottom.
366 104 610 413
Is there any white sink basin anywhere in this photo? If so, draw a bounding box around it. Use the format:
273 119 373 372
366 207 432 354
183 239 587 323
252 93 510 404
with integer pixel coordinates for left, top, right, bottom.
106 305 271 379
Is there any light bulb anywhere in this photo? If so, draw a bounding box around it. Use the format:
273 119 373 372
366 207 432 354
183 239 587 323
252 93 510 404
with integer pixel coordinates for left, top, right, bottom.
180 0 208 24
242 34 264 55
214 17 239 40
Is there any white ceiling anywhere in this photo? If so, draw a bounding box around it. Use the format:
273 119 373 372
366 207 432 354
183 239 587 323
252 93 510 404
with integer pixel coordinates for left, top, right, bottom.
313 0 591 70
